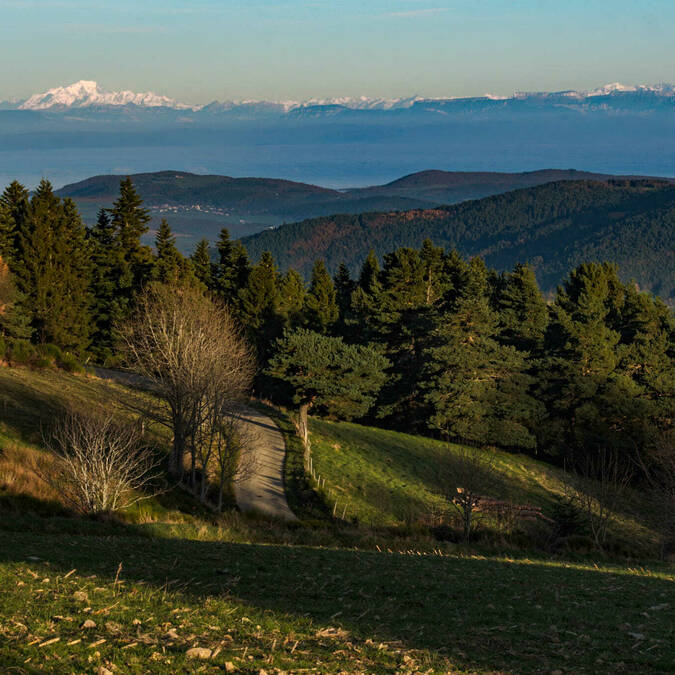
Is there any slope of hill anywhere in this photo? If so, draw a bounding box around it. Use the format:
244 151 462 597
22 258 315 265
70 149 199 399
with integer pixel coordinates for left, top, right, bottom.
55 168 668 247
1 366 673 672
242 179 675 301
307 418 654 551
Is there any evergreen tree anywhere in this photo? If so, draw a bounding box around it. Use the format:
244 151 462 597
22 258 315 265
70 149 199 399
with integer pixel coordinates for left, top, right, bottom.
358 249 381 294
278 268 305 328
0 181 29 262
497 263 549 352
109 177 154 290
154 219 183 283
541 263 625 457
88 209 130 361
333 262 355 316
303 260 338 334
14 181 92 351
191 239 213 290
423 257 543 448
212 228 251 305
0 255 31 339
268 329 389 453
238 251 282 362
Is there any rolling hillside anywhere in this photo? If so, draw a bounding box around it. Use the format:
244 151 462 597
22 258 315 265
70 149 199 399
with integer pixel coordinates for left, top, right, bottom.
53 168 667 247
242 179 675 301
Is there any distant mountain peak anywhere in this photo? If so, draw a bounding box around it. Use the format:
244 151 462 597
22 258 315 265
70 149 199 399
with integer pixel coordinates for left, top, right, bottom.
19 80 194 110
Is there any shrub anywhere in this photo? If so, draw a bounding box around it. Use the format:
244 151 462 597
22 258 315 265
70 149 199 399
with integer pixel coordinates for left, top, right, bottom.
57 351 83 373
37 343 62 363
35 407 161 515
7 339 36 365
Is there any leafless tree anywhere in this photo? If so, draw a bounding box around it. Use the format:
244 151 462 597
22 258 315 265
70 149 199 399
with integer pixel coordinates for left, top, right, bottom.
117 283 255 484
634 431 675 559
566 448 632 550
441 446 500 541
36 407 160 515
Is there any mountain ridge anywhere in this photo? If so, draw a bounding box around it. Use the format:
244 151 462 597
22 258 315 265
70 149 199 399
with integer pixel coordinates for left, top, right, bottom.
7 80 675 112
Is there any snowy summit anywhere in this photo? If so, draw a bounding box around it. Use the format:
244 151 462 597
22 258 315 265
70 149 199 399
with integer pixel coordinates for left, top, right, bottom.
19 80 193 110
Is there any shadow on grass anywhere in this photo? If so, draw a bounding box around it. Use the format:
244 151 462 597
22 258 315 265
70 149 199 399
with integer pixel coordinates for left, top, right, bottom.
0 520 672 673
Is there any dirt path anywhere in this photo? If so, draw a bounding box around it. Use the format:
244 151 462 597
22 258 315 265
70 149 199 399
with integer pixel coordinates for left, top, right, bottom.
93 368 296 521
234 406 298 522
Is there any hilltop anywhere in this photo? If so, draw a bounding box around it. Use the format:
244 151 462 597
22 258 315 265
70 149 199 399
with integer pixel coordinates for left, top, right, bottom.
242 179 675 301
54 168 667 245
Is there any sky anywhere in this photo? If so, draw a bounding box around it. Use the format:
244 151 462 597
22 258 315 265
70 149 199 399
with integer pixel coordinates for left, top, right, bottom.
1 0 674 103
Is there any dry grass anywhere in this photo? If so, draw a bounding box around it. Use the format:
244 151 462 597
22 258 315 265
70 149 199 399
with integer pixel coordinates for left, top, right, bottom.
0 440 63 506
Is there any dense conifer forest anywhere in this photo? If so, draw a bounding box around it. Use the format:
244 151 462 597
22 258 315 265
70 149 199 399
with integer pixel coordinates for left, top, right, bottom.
242 179 675 302
0 177 673 484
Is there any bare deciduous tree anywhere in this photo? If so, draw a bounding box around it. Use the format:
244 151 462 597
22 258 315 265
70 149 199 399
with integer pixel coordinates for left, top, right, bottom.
117 283 255 508
566 448 632 550
441 446 500 541
634 431 675 559
36 407 160 515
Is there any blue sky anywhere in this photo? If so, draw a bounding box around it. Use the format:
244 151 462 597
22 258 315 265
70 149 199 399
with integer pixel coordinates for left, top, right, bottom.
1 0 674 103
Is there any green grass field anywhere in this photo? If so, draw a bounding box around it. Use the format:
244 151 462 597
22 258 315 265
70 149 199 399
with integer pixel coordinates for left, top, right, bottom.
309 419 656 553
0 366 673 673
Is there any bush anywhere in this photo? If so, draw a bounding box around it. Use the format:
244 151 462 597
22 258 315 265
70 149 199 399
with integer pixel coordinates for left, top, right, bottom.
7 339 36 365
37 343 62 363
57 351 83 373
551 497 589 538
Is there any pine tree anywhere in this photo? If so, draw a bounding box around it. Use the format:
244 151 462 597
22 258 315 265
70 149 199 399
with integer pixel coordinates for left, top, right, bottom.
423 257 542 448
303 260 338 334
267 329 389 454
191 239 213 290
541 263 625 457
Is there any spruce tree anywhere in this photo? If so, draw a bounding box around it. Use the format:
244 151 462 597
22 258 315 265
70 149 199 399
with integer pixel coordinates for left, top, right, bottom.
154 219 183 283
278 268 305 328
109 177 154 291
212 228 251 305
333 262 355 316
303 260 338 334
497 263 548 352
238 251 282 362
14 182 92 352
191 239 213 290
88 209 131 361
0 181 29 263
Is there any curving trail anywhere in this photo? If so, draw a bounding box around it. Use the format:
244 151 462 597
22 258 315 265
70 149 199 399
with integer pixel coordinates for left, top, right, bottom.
93 368 296 521
233 406 297 522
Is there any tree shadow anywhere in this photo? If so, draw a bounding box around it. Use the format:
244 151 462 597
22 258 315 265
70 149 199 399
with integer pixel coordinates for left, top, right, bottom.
1 524 672 673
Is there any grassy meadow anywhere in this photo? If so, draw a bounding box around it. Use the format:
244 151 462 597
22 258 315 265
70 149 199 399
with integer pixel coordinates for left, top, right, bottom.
0 366 673 673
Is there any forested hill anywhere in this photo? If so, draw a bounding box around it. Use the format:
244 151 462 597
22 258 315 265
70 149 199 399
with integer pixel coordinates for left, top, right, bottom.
241 180 675 301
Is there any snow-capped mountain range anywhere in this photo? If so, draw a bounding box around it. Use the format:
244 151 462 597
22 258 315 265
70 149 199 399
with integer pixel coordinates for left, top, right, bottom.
5 80 675 112
18 80 194 110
